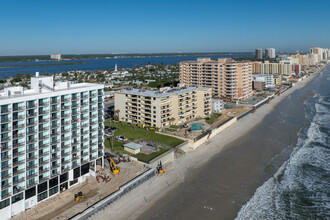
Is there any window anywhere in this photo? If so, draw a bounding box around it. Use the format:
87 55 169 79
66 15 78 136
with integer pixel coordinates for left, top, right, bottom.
0 199 9 209
73 167 80 179
49 186 58 197
81 163 90 175
70 179 78 186
25 187 36 199
37 191 48 202
60 173 68 183
12 193 23 204
38 182 48 194
49 177 58 188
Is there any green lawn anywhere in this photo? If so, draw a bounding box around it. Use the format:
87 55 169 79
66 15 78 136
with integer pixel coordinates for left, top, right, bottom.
105 120 184 147
104 137 129 155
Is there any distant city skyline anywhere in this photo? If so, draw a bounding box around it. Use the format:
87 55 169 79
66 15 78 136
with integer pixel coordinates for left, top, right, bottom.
0 0 330 56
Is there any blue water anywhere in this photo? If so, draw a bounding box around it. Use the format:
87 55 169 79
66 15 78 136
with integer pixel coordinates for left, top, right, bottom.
236 65 330 219
0 53 253 78
190 123 204 131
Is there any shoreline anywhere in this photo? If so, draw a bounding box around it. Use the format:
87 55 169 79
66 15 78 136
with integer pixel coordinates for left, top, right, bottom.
92 64 327 220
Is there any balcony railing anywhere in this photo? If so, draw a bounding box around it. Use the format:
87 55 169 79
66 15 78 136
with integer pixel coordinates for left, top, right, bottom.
13 106 24 111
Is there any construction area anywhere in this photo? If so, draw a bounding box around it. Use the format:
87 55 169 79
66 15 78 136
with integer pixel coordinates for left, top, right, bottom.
12 159 148 220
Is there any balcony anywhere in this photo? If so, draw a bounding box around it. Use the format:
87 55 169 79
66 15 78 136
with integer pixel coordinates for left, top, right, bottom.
81 102 88 106
1 118 10 124
39 176 49 183
51 108 59 113
61 113 70 118
89 100 97 105
61 136 70 141
26 104 36 109
13 151 25 157
26 121 36 126
1 173 11 181
50 139 60 145
61 144 70 149
26 173 38 180
26 139 37 144
50 99 58 104
90 154 98 160
13 142 25 148
1 136 11 142
26 156 37 162
39 118 49 123
61 98 69 102
39 101 49 107
81 108 88 114
50 132 58 138
81 94 88 98
71 133 79 138
39 143 49 149
50 116 59 121
1 154 10 161
38 135 48 141
12 124 24 130
61 105 70 110
71 111 79 116
39 126 49 132
13 177 25 184
13 115 24 121
51 163 60 169
50 155 59 162
1 182 11 190
39 160 49 166
61 167 71 173
13 106 24 111
39 167 49 174
61 151 71 157
26 147 37 153
61 129 70 133
39 150 49 156
72 163 80 169
81 137 88 142
26 181 37 188
13 168 25 176
50 123 59 129
13 159 25 166
39 110 49 115
71 126 79 131
26 130 36 136
51 173 59 178
26 112 37 118
72 148 79 154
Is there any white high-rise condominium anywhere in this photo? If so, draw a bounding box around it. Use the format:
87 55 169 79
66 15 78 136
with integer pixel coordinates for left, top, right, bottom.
0 74 104 219
265 48 276 59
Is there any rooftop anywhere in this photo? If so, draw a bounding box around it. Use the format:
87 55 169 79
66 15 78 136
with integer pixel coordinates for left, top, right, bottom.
117 86 210 98
123 142 143 150
0 75 103 101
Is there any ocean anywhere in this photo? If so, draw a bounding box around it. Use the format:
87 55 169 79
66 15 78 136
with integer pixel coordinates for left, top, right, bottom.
0 53 252 78
236 65 330 219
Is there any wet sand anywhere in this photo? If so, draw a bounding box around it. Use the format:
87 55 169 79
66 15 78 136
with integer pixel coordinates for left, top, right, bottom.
91 66 326 220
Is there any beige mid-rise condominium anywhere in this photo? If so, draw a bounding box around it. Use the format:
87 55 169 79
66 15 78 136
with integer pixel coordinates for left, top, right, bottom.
115 86 212 128
179 58 253 101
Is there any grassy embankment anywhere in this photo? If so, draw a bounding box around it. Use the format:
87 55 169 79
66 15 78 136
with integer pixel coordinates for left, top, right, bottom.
104 120 184 163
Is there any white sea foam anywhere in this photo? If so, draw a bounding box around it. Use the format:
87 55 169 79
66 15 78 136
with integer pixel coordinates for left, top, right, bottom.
236 93 330 219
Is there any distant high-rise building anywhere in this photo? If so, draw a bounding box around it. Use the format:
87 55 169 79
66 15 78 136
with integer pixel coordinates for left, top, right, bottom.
255 49 263 59
50 54 61 61
180 58 253 101
265 48 276 59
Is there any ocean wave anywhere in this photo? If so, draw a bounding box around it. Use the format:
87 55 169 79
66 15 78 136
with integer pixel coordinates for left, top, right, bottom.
236 92 330 220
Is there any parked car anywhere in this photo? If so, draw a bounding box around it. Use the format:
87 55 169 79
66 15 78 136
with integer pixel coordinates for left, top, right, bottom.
115 136 127 142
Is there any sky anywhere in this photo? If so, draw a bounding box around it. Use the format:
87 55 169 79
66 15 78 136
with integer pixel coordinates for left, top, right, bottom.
0 0 330 56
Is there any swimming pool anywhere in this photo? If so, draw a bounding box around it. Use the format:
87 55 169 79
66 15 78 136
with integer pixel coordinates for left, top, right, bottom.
190 123 204 131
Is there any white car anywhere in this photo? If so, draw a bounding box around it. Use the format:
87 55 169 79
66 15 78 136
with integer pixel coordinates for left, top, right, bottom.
115 136 127 142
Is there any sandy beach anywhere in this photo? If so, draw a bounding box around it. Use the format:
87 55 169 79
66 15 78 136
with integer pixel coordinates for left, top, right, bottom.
91 66 326 220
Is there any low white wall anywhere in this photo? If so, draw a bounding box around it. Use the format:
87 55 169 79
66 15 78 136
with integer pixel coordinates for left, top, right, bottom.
189 117 238 150
209 117 237 139
149 150 175 167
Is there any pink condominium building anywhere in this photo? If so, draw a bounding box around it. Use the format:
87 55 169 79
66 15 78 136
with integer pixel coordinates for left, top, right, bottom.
180 58 253 101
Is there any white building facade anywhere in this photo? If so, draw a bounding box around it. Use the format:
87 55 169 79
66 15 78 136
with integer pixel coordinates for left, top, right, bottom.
0 75 104 219
252 74 274 88
212 99 225 113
